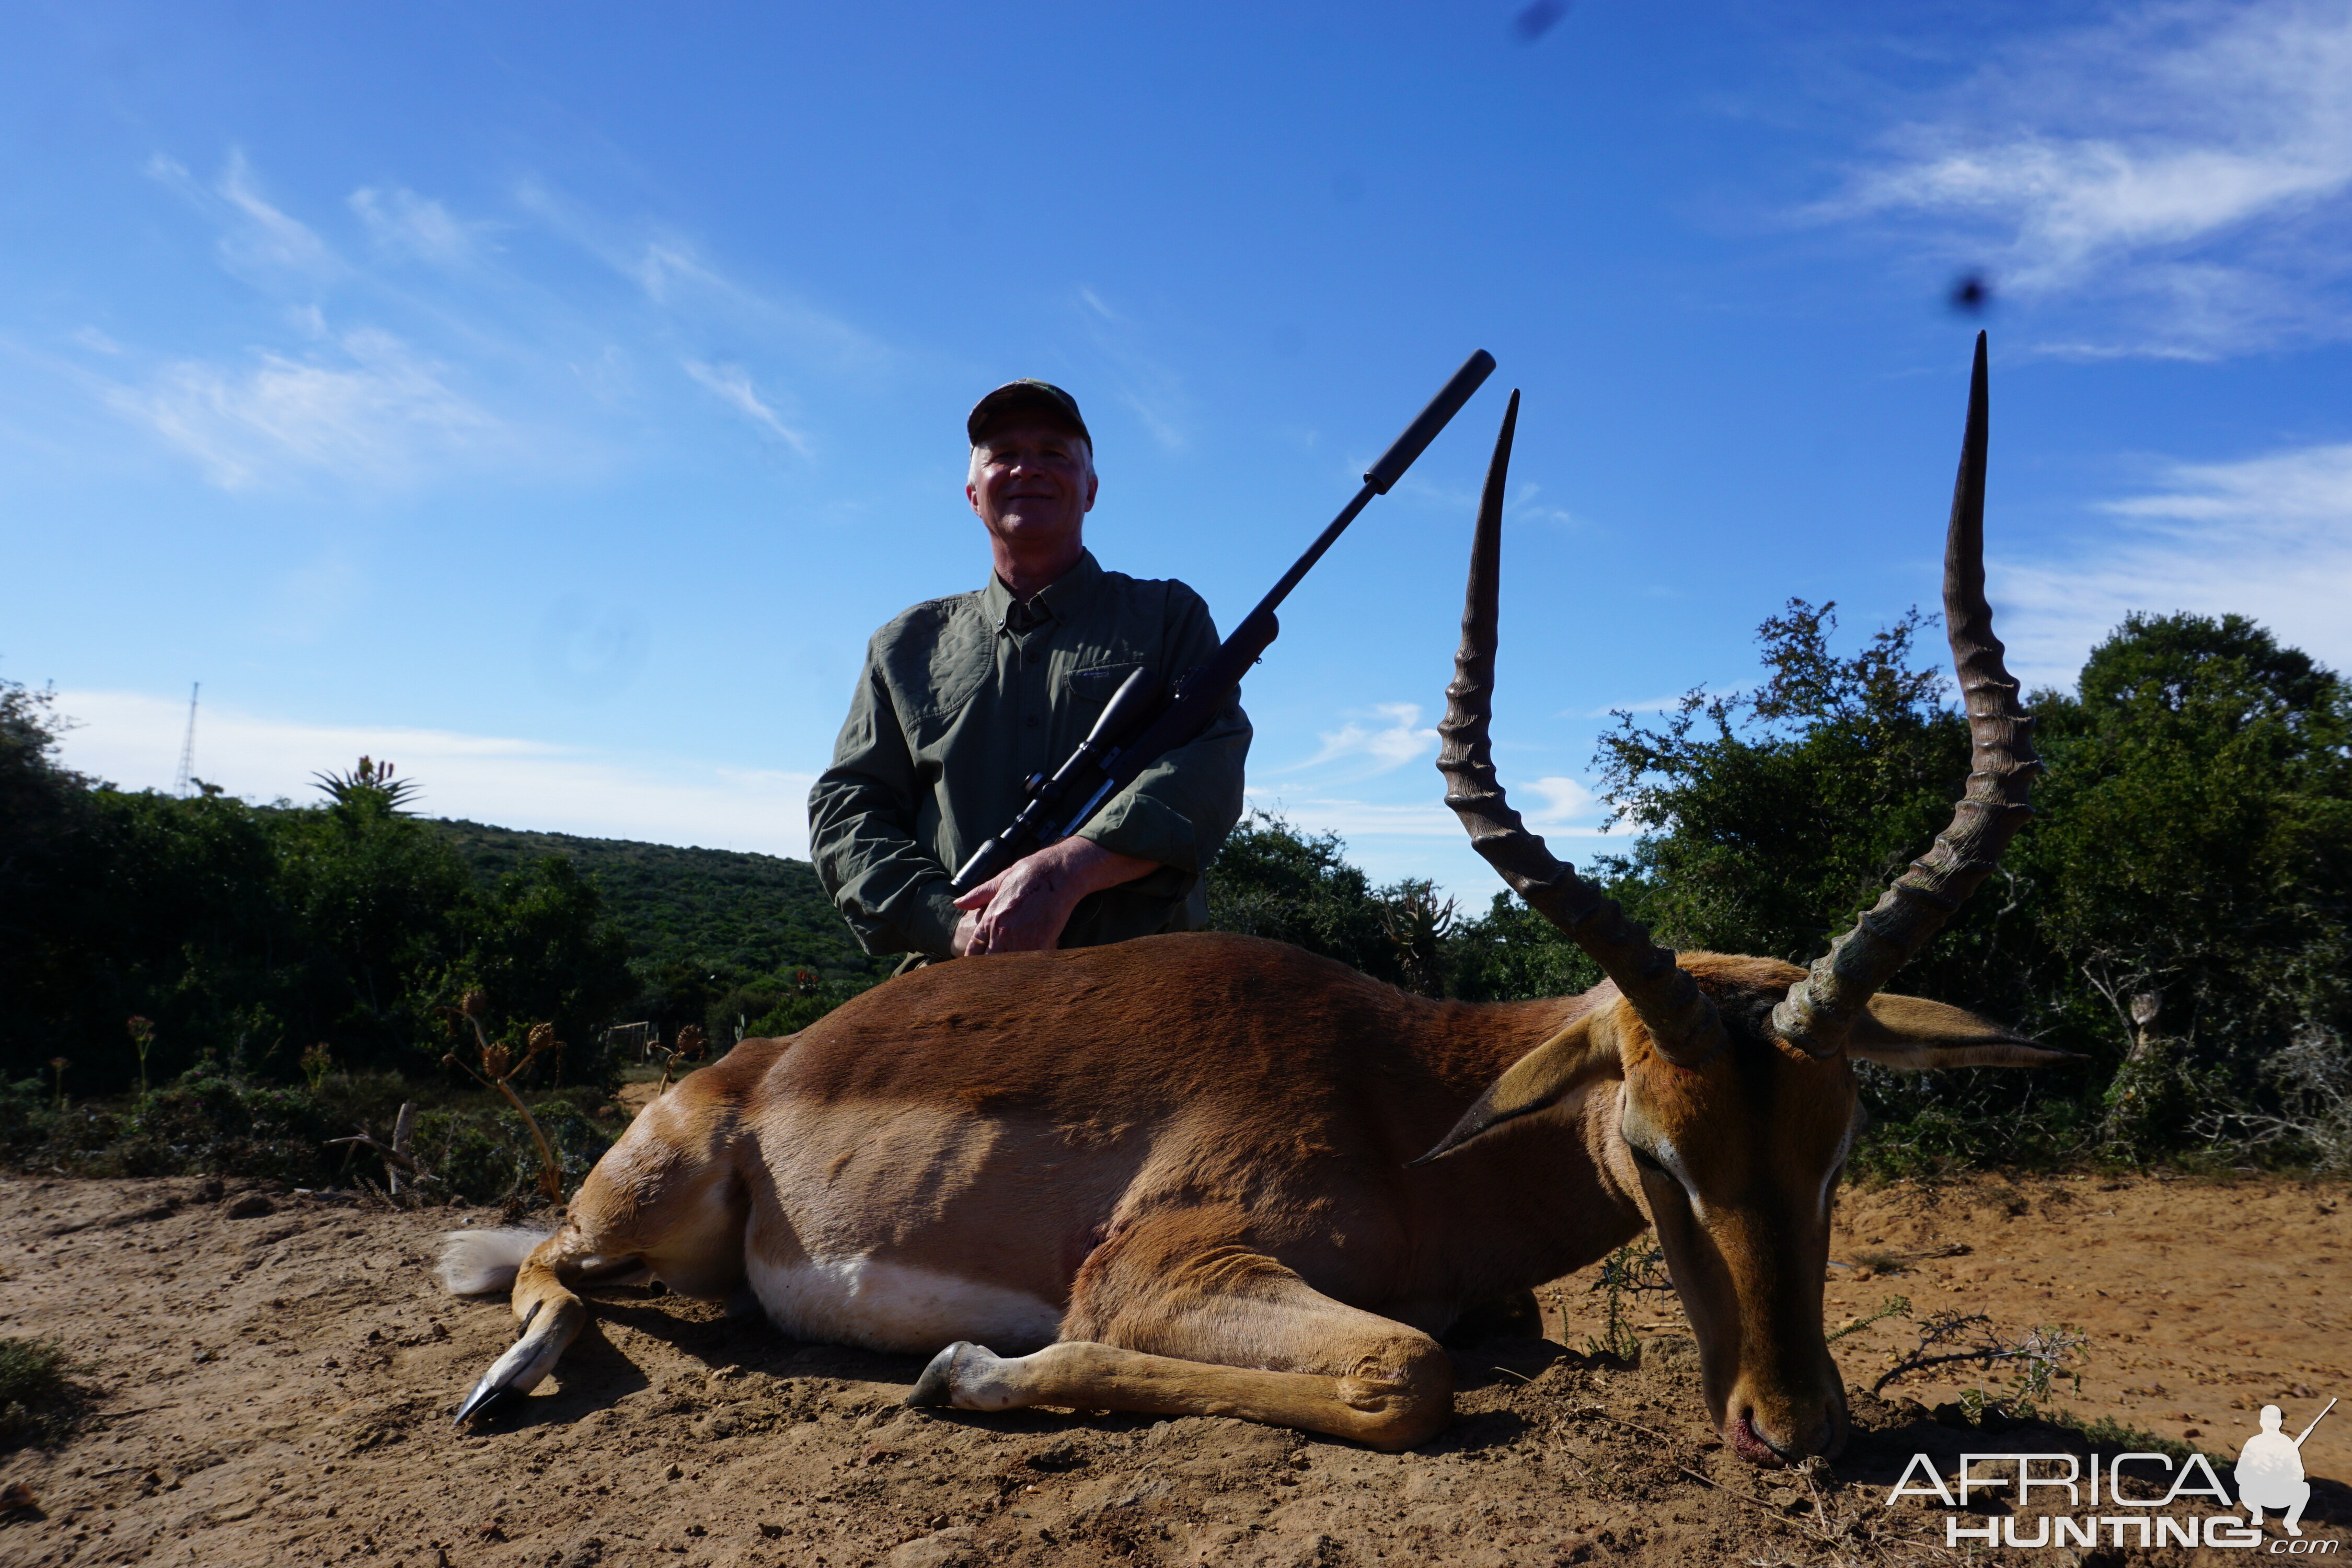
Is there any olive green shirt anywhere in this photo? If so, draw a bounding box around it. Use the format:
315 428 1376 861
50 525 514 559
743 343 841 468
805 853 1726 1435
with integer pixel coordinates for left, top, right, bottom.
809 549 1251 959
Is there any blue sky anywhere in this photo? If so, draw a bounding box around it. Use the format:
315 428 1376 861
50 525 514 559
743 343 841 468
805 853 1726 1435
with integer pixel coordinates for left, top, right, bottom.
7 0 2350 902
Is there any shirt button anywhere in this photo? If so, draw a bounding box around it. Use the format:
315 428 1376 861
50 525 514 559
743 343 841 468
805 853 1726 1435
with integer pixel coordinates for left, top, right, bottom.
1027 716 1039 728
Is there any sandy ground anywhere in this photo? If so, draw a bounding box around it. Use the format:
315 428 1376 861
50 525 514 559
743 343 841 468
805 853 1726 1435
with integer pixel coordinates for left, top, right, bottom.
0 1168 2344 1567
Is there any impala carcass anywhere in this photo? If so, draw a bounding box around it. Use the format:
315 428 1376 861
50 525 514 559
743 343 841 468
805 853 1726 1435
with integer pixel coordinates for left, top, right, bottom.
440 335 2061 1465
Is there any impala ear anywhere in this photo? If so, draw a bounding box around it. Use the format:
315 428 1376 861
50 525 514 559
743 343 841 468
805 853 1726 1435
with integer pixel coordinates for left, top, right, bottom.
1409 1014 1617 1166
1849 993 2081 1071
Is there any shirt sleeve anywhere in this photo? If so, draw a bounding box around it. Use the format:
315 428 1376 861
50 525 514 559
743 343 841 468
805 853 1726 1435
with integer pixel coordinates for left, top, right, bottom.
806 645 965 959
1076 583 1251 891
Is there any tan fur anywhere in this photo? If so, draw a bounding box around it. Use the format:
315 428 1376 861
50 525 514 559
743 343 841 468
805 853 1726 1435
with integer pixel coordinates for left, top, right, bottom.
442 936 2051 1459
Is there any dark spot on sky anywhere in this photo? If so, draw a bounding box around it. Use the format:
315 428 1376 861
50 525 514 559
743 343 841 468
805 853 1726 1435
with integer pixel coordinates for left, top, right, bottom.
1950 272 1993 314
1513 0 1569 42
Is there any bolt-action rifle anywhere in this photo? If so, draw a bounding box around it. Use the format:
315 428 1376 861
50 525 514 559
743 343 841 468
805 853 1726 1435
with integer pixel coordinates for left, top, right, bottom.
948 349 1497 897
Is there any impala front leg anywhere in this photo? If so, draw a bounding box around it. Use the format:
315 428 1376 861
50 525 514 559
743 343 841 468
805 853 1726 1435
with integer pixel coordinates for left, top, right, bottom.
909 1334 1450 1451
908 1218 1454 1451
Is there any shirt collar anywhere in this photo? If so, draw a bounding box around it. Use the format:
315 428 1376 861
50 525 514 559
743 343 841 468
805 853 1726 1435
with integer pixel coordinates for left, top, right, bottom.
982 547 1104 631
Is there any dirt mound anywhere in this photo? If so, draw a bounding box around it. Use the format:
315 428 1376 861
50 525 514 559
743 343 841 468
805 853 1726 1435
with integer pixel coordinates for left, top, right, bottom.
0 1171 2344 1565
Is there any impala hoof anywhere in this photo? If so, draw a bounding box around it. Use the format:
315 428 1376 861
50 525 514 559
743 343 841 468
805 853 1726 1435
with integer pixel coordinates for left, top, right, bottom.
453 1319 568 1427
907 1342 975 1408
453 1374 515 1426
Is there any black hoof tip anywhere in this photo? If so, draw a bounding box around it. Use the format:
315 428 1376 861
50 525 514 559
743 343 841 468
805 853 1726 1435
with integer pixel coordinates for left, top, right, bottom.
906 1342 970 1408
453 1383 515 1427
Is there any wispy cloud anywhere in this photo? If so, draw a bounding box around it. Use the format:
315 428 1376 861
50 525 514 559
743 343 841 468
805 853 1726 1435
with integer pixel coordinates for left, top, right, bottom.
63 151 901 488
1076 285 1191 452
513 180 884 368
1248 774 1606 840
1825 1 2352 356
1283 702 1436 776
350 186 482 266
682 359 810 454
1576 695 1687 719
148 150 342 290
54 688 819 858
97 324 502 489
1507 480 1586 531
1998 440 2352 687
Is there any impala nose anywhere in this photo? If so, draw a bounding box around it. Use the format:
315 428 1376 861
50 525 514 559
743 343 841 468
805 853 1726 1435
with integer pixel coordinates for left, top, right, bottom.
1730 1408 1841 1468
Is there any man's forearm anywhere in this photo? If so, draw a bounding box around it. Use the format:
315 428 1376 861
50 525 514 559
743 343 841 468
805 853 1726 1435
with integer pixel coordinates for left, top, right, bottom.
1045 837 1159 900
952 837 1159 955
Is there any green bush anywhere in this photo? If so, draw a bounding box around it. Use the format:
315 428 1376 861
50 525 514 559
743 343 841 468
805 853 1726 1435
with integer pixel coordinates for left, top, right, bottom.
0 1335 83 1450
1207 815 1408 984
0 1069 614 1207
0 695 641 1094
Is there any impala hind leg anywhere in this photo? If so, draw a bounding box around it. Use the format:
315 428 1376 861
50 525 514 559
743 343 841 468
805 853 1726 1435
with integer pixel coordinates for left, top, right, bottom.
908 1222 1453 1450
451 1226 618 1423
443 1094 748 1424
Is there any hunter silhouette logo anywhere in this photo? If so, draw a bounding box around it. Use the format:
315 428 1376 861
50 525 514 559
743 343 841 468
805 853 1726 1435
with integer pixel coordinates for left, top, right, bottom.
1882 1397 2338 1551
2239 1399 2334 1537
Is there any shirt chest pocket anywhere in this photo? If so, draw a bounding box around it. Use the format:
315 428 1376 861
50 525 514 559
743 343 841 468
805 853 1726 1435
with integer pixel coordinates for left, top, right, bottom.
1065 661 1146 714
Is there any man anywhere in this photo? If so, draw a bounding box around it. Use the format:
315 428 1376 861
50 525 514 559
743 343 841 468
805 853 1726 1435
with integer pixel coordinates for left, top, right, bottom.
809 380 1250 964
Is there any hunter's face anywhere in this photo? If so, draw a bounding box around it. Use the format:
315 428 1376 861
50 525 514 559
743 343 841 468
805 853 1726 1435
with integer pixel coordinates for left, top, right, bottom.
967 419 1096 555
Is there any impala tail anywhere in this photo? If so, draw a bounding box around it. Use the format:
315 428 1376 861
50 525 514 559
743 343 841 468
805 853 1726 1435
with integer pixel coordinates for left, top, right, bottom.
435 1227 554 1298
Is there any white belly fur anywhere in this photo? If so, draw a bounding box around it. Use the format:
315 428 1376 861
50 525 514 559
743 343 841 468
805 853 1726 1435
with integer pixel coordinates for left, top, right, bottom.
746 1252 1063 1356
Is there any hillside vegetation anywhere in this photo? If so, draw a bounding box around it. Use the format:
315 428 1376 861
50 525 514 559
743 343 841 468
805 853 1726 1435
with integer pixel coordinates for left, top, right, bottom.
3 606 2347 1186
429 820 890 1046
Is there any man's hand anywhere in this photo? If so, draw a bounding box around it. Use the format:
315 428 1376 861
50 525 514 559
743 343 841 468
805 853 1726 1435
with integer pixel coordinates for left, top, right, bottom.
951 838 1157 956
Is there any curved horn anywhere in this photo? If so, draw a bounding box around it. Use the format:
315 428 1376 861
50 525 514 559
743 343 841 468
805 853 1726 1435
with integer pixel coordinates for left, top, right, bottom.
1771 333 2040 1057
1436 390 1727 1068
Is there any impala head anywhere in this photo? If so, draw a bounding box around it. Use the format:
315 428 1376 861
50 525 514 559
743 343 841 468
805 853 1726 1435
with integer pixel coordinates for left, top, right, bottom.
1421 336 2071 1467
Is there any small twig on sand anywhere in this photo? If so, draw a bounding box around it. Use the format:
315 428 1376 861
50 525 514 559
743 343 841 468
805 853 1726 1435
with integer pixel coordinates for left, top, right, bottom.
326 1133 423 1177
389 1101 417 1196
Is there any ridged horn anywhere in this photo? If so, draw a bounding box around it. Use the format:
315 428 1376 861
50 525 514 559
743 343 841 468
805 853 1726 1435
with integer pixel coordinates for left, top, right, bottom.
1436 390 1727 1068
1771 332 2040 1057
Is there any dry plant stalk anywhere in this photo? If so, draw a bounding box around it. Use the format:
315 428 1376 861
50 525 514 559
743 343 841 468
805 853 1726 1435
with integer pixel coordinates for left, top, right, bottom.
443 991 564 1202
656 1024 708 1096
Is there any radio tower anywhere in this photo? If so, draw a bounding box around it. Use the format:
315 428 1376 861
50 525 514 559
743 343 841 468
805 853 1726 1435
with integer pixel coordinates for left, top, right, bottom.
172 683 200 796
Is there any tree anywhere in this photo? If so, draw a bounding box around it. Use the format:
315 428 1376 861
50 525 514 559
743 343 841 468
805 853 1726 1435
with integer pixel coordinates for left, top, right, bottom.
1590 602 2351 1165
276 769 471 1068
2020 614 2352 1151
0 734 640 1094
1592 600 1977 968
441 856 638 1083
0 678 93 958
